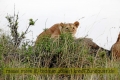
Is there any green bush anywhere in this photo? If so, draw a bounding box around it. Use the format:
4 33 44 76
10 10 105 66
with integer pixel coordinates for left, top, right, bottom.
0 13 119 80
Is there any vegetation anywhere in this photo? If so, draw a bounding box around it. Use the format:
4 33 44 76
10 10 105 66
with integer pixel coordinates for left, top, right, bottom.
0 13 120 80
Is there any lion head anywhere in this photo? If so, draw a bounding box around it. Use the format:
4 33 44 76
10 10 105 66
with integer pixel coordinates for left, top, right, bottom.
59 21 79 37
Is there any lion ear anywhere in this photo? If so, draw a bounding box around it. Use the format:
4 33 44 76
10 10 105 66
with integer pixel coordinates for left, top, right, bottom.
74 21 79 28
60 23 64 28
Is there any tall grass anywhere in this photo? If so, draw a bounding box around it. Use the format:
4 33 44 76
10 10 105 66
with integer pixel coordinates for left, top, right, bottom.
0 32 120 80
0 12 119 80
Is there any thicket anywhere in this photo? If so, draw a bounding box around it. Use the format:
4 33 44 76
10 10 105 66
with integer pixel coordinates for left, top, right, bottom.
0 13 119 80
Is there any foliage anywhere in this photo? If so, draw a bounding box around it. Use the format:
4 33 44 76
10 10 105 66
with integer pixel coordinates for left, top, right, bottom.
0 13 119 80
6 14 37 48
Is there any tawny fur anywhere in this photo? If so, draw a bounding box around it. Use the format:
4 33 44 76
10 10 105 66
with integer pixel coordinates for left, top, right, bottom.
111 33 120 60
35 21 79 44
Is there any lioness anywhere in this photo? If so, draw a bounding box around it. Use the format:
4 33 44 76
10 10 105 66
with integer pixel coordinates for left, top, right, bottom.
111 33 120 60
35 21 79 44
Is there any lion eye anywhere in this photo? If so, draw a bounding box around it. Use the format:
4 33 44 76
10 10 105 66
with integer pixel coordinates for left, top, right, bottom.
66 28 69 29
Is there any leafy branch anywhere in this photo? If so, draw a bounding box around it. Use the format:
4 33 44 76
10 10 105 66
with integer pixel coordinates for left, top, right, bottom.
6 14 37 48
